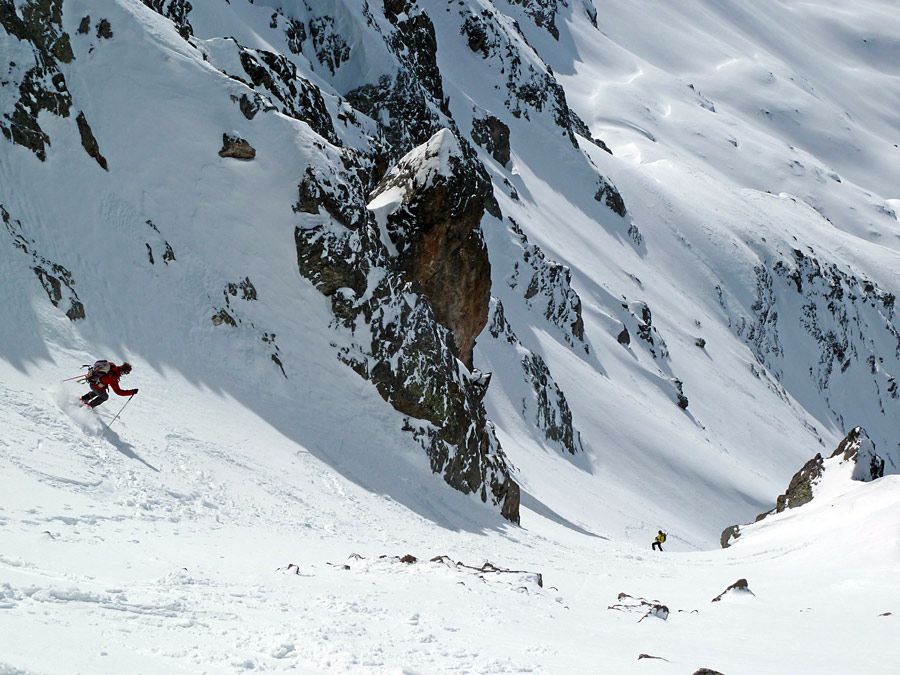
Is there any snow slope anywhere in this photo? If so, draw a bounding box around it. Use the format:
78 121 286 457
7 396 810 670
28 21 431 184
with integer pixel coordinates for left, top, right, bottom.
2 0 900 672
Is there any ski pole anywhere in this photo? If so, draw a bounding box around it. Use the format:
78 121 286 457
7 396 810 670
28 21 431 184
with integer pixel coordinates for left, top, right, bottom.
103 394 135 431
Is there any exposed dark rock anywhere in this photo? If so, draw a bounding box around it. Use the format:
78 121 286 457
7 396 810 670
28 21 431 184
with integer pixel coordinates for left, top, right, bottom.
489 300 583 455
637 654 668 662
458 8 580 147
399 554 417 564
621 300 668 360
608 592 670 621
382 0 446 111
507 0 563 40
308 14 350 75
594 177 627 216
96 18 112 39
720 524 740 549
2 204 84 320
738 250 900 469
284 17 306 55
235 45 339 145
77 16 90 34
506 218 586 351
568 108 612 154
369 129 493 369
211 309 236 327
0 0 74 160
830 426 884 481
770 453 824 516
471 115 511 166
218 132 256 160
673 378 689 410
294 143 519 523
75 112 108 170
693 669 726 675
141 0 193 40
712 578 753 602
347 71 442 157
224 277 257 303
617 327 631 346
695 337 707 348
233 92 275 121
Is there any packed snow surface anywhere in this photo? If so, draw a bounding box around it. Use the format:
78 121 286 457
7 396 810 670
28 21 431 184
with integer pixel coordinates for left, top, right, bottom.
2 0 900 673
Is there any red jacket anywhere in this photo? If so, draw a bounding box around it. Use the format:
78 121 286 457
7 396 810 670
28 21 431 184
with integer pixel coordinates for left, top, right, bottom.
92 364 137 397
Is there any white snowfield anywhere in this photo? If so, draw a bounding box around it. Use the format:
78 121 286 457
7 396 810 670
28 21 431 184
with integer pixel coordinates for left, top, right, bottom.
1 0 899 673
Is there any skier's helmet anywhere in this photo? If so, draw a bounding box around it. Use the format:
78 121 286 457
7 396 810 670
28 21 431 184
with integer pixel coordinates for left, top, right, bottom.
120 362 132 374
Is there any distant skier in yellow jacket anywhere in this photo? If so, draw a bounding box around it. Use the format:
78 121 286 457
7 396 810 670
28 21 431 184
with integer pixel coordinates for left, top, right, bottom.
652 530 667 551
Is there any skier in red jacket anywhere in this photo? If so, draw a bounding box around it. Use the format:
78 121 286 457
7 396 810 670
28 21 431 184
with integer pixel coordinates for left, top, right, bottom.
81 360 138 408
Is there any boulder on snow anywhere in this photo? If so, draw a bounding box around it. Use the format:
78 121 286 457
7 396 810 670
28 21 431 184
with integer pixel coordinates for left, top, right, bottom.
693 669 726 675
720 524 741 549
218 132 256 160
711 578 754 602
96 18 113 39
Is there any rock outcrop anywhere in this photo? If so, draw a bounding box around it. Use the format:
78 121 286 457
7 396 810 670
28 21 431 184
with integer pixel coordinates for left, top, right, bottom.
368 129 495 369
722 426 888 546
2 204 84 321
0 0 74 160
487 299 584 455
294 134 519 522
471 115 511 167
831 426 885 482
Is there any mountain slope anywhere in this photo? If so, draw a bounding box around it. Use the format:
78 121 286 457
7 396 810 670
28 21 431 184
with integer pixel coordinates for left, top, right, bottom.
2 0 900 672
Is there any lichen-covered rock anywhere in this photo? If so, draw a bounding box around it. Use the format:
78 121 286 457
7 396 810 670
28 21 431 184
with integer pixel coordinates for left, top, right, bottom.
368 128 495 369
218 132 256 160
724 426 889 543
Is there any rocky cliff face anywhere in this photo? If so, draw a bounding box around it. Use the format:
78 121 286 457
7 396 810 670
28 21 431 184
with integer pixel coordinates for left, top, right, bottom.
368 129 496 369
